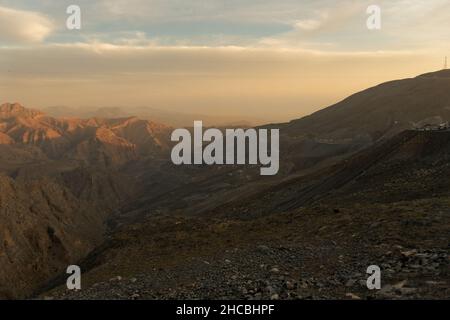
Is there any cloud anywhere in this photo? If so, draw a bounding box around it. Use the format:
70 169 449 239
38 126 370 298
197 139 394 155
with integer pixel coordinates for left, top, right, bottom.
294 18 324 31
2 0 449 51
0 6 54 44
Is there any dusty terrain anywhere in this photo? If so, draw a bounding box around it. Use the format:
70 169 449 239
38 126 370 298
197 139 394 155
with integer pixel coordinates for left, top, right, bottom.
1 70 450 299
41 130 450 300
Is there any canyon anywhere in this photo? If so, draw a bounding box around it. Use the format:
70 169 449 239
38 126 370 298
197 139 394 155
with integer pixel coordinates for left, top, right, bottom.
1 70 450 299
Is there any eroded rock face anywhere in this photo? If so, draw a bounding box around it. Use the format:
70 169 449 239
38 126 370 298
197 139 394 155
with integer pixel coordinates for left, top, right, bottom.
0 174 107 299
0 104 166 299
0 103 172 167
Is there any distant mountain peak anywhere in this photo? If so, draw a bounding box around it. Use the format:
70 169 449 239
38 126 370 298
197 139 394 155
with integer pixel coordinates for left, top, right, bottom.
0 102 44 118
0 102 172 166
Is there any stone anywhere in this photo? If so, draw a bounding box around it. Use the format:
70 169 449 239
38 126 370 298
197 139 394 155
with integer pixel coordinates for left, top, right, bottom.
401 249 417 257
345 279 357 287
270 293 280 300
285 281 295 290
257 245 271 253
131 293 140 299
345 293 361 300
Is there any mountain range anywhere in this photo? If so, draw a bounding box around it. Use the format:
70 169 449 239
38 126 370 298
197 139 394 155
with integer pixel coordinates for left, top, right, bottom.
1 70 450 299
0 103 171 167
43 105 260 128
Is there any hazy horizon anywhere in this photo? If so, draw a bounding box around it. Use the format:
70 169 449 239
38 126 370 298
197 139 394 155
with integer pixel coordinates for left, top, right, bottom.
1 1 450 124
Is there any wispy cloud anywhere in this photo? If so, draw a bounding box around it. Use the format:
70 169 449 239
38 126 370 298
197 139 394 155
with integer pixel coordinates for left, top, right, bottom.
1 0 449 51
0 5 53 44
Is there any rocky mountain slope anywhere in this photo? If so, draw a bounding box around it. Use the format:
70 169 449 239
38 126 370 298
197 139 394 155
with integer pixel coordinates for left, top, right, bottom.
3 70 450 300
0 104 169 298
39 71 450 300
0 174 106 298
0 103 172 167
283 69 450 142
42 129 450 300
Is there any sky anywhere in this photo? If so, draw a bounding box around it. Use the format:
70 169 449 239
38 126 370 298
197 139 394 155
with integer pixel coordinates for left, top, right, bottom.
1 0 449 123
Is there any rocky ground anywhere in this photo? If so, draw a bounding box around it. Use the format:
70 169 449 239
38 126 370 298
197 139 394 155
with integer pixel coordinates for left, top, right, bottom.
43 245 449 300
37 129 450 300
41 197 449 300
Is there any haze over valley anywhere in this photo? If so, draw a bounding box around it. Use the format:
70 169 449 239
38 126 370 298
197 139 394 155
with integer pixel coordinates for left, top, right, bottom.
1 70 450 299
1 0 450 301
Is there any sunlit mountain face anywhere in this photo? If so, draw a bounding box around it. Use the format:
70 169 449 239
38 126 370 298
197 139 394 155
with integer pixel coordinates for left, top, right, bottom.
2 69 450 299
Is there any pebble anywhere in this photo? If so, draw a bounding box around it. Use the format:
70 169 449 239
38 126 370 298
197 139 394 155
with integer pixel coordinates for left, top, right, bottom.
257 245 271 253
345 293 361 300
285 281 295 290
110 276 122 281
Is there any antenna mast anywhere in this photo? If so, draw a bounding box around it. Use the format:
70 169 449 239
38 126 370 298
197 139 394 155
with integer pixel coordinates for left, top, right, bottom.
445 56 448 69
